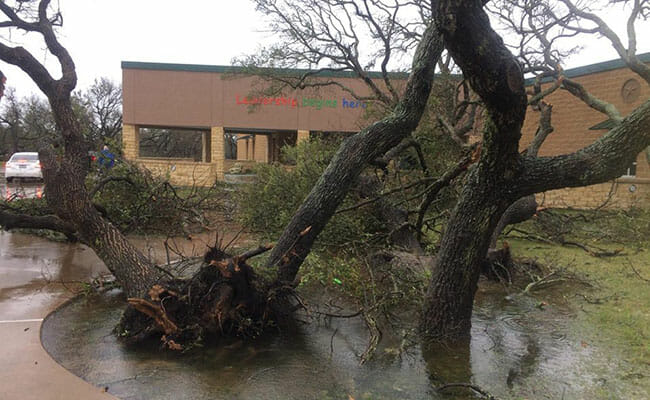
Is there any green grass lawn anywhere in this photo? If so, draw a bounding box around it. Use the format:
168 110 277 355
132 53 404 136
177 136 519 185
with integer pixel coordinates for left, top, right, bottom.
506 208 650 370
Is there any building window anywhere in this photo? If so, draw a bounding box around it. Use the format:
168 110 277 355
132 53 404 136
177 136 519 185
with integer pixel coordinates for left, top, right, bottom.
622 161 637 178
139 127 206 162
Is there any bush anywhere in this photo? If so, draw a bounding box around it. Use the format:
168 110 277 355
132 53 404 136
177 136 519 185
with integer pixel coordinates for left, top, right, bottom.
236 138 383 247
89 161 224 235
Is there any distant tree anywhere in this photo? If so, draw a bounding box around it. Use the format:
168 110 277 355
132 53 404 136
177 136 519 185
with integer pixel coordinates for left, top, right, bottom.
0 88 22 156
0 89 56 157
78 77 122 147
0 78 121 157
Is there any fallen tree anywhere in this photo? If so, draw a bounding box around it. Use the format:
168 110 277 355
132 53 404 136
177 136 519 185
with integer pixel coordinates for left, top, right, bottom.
0 0 445 346
1 0 648 348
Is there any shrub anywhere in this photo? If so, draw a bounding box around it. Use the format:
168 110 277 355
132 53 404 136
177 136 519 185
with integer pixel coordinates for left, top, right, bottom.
89 161 225 235
236 137 382 247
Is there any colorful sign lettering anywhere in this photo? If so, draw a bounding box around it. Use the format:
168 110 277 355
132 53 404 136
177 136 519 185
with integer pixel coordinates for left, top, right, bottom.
235 95 366 110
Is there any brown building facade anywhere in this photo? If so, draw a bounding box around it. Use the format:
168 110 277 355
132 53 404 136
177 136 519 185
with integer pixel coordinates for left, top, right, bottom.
121 62 398 185
122 54 650 208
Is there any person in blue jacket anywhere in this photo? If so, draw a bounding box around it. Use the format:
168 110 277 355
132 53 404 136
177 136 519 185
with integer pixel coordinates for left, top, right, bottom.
98 145 115 169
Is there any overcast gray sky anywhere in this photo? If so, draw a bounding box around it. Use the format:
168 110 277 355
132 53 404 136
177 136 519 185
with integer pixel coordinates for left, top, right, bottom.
2 0 269 97
1 0 649 98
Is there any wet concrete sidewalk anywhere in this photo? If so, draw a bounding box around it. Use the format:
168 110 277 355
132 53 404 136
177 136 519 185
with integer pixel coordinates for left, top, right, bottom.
0 230 116 400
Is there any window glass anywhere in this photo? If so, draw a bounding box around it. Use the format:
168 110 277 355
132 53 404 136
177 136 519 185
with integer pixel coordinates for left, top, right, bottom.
10 153 38 161
139 127 205 161
623 161 637 177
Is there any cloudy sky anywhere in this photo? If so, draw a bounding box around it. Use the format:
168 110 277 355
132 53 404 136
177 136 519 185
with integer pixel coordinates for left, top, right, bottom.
1 0 269 97
1 0 649 98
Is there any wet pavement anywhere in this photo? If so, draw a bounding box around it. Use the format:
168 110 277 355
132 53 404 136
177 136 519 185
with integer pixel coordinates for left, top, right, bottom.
0 229 116 399
0 176 111 399
0 177 234 400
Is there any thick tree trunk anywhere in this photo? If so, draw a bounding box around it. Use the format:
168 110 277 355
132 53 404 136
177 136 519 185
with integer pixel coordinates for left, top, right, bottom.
39 98 164 297
420 167 510 338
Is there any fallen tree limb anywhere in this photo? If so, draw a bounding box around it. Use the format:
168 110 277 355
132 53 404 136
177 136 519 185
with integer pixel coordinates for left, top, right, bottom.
626 259 650 283
336 176 439 214
371 137 428 174
415 144 479 239
508 228 623 257
0 208 77 239
235 243 274 263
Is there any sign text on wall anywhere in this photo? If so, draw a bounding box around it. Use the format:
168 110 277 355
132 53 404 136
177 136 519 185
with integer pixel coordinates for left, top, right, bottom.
236 95 367 110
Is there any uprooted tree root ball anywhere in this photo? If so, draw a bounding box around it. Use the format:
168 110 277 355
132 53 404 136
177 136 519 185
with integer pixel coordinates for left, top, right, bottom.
116 244 298 350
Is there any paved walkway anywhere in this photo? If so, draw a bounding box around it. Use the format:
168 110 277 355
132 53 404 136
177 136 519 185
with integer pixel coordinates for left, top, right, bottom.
0 230 116 400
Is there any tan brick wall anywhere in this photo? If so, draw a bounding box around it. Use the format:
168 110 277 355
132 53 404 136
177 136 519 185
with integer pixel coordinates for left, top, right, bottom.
136 158 217 186
297 130 310 142
537 180 650 209
236 134 248 160
122 124 139 160
211 126 225 180
254 135 269 163
521 64 650 209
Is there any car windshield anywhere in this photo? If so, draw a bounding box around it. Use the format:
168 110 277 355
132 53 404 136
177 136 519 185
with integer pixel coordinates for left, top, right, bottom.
9 153 38 161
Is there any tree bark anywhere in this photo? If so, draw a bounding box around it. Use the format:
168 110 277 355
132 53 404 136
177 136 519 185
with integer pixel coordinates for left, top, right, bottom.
39 98 164 297
488 195 536 249
420 165 511 337
0 208 76 239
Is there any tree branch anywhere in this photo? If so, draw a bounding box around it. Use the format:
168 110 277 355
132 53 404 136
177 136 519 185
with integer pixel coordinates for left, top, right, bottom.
0 208 76 239
415 143 479 238
264 20 444 283
518 100 650 196
437 0 527 161
561 78 622 122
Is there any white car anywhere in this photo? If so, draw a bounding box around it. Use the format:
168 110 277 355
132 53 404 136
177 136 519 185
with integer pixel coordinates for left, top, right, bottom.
4 152 43 182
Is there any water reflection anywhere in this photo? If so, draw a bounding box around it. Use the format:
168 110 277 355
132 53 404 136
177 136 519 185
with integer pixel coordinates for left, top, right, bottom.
42 282 646 400
3 181 44 201
0 230 107 321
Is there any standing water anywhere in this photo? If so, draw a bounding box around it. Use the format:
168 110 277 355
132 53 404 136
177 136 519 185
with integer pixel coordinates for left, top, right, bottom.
41 283 648 399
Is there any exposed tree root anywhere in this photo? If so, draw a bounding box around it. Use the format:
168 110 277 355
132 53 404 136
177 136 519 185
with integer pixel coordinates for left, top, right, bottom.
117 244 285 350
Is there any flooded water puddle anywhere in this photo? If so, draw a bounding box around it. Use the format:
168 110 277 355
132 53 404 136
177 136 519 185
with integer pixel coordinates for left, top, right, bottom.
42 286 647 400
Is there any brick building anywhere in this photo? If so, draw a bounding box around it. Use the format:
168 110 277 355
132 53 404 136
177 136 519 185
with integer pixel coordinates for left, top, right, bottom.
520 54 650 209
121 53 650 208
121 61 398 185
